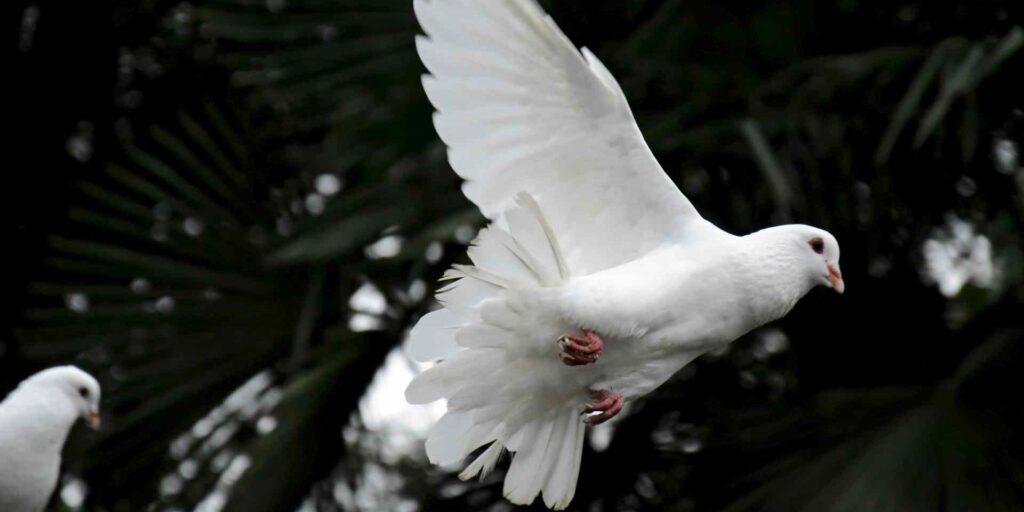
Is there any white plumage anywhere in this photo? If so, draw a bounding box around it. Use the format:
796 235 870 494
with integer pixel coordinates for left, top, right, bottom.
0 366 102 512
406 1 845 509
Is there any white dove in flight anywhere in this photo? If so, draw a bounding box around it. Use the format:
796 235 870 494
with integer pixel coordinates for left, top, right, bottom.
0 366 102 512
404 0 844 509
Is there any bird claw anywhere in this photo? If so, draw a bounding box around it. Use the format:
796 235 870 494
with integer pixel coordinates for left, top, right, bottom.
557 328 604 366
582 390 624 425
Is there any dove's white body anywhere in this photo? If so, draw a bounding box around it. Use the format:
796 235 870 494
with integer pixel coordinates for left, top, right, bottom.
405 0 842 509
559 228 760 398
0 367 102 512
494 222 813 403
405 200 831 509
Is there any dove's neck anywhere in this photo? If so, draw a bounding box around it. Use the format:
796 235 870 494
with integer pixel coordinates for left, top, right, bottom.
735 231 816 325
0 386 80 452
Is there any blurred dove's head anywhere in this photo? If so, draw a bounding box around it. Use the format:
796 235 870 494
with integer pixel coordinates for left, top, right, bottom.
24 366 102 430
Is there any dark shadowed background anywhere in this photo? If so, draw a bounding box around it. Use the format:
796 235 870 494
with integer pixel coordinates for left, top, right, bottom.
5 0 1024 510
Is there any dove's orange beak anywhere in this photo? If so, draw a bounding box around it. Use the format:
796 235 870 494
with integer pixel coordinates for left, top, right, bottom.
87 411 102 431
827 262 844 294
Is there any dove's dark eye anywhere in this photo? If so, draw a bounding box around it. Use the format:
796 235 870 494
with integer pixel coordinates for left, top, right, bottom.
79 387 89 398
809 238 825 254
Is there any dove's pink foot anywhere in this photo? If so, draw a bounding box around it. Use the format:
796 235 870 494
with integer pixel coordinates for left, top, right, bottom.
557 328 605 366
583 390 624 425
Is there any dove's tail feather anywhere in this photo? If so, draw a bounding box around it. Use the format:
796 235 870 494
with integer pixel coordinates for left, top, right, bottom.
405 193 587 510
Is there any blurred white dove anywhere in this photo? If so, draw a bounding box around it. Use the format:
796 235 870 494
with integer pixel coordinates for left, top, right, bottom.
405 0 844 509
0 366 102 512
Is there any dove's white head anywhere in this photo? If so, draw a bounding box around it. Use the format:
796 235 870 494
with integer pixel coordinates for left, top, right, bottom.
0 366 101 512
760 224 844 295
12 366 103 431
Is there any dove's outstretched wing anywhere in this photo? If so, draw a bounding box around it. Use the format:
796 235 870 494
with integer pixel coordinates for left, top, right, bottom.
415 0 705 275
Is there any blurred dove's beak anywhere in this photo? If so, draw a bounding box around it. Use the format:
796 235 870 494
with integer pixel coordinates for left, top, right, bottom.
827 262 844 294
87 411 102 431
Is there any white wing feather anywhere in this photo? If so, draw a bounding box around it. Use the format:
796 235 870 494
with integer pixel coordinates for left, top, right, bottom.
415 0 703 275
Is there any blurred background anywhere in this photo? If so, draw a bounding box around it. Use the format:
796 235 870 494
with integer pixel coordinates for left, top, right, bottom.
5 0 1024 510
